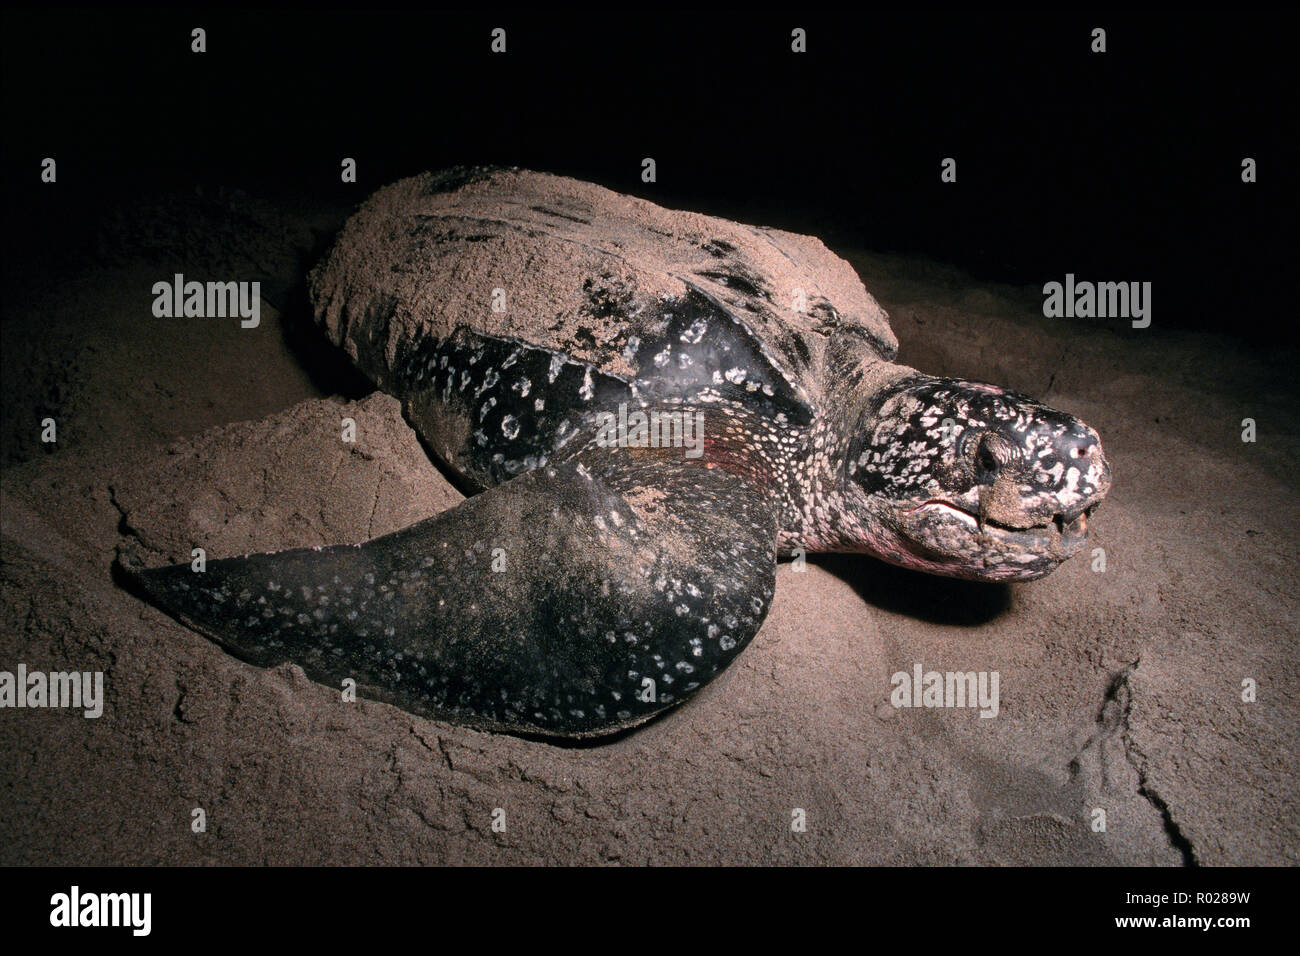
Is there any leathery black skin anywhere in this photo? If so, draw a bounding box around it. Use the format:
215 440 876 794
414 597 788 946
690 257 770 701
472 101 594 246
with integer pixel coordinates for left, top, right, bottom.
123 172 1113 737
124 323 1111 736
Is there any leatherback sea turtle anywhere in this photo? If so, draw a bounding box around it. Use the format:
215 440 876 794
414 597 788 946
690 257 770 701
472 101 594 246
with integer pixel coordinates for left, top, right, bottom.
127 167 1112 738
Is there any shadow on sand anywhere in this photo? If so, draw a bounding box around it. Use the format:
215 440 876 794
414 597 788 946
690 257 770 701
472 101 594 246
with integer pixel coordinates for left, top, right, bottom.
809 553 1012 627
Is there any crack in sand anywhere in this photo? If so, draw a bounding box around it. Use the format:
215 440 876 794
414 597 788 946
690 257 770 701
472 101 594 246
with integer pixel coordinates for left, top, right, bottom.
1071 659 1198 866
408 725 454 773
106 483 155 556
365 470 383 539
320 456 343 531
1110 662 1199 867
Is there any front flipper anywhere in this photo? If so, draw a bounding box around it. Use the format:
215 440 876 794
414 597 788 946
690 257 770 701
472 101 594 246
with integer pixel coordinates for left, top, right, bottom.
122 451 777 738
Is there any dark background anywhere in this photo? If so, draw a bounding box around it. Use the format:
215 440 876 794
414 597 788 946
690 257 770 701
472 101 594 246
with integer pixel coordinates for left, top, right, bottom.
2 9 1293 343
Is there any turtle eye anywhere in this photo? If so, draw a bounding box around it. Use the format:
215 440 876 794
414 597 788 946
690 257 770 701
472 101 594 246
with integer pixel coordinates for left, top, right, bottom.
977 441 999 474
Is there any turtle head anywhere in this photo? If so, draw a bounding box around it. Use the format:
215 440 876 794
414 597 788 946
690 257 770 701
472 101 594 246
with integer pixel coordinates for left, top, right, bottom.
843 376 1112 581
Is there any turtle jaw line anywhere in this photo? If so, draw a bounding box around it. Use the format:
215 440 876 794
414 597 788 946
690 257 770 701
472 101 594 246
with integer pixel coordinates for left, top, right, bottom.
907 499 1092 547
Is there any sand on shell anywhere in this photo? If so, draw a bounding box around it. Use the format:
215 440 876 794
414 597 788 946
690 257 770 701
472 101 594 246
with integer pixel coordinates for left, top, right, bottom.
0 189 1295 865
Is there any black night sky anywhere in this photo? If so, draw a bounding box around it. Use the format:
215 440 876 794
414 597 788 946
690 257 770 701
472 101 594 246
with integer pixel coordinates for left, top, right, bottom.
2 10 1292 343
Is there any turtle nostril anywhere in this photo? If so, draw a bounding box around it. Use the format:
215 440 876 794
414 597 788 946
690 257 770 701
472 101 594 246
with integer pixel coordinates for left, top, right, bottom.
1063 434 1096 461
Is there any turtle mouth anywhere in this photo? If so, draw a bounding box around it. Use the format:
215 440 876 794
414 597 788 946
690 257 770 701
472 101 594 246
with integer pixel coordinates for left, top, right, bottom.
909 500 1094 547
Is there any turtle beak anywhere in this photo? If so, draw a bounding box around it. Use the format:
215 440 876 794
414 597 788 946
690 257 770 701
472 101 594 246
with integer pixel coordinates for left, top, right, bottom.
1049 425 1111 524
947 419 1111 554
998 421 1112 540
